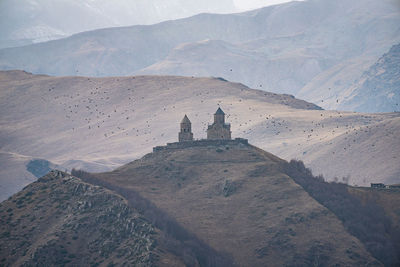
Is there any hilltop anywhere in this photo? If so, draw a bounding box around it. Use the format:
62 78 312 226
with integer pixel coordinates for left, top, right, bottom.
87 141 380 266
2 138 399 265
1 70 399 201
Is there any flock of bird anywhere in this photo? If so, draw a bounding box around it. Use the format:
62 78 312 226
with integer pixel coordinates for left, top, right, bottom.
40 76 397 158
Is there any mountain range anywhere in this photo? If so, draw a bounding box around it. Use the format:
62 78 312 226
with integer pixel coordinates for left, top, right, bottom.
0 0 235 49
2 1 400 265
0 0 399 112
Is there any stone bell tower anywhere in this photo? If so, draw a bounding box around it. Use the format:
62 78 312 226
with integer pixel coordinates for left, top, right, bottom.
179 115 193 142
207 107 231 140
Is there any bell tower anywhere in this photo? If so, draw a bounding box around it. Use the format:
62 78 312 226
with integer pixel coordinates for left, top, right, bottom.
214 107 225 124
207 107 231 140
179 115 193 142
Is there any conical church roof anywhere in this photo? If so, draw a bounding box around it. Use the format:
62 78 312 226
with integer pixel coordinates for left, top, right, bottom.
181 115 191 124
215 107 225 115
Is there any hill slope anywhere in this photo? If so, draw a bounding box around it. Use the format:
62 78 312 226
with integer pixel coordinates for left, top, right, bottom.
302 117 400 185
0 171 170 266
91 142 379 266
1 70 399 201
0 170 236 266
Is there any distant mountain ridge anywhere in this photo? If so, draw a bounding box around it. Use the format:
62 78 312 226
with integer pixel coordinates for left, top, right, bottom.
0 0 399 112
0 0 236 49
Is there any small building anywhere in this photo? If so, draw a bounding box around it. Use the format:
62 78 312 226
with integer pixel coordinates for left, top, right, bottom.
371 183 386 189
178 115 193 142
207 108 231 140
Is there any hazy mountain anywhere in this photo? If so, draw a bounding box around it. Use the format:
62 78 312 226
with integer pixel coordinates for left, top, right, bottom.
0 0 398 112
140 0 400 99
339 43 400 112
138 38 325 95
1 70 399 201
0 0 235 49
299 43 400 112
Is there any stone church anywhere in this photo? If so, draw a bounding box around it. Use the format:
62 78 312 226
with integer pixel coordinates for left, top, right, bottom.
178 107 231 142
154 108 246 152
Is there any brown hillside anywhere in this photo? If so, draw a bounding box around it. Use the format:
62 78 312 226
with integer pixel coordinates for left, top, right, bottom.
349 187 400 231
0 171 188 266
93 142 380 266
1 70 399 201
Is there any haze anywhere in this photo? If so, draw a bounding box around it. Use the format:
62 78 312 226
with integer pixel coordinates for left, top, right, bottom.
0 0 297 49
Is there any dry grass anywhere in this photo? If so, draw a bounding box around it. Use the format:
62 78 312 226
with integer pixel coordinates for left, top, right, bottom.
0 171 184 266
93 143 378 266
349 187 400 228
1 70 399 200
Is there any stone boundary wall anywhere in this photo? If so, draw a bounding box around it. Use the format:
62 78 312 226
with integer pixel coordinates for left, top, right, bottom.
153 138 249 152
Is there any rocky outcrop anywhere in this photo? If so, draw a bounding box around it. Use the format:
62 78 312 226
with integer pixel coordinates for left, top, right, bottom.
0 170 158 266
